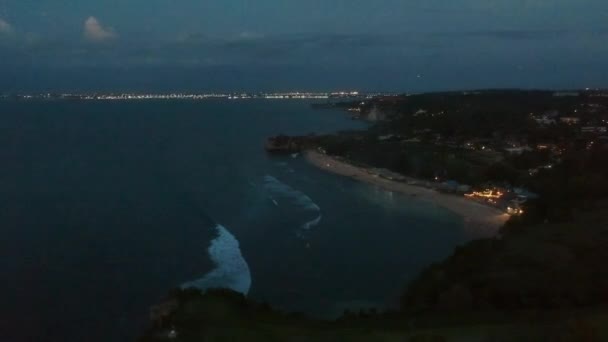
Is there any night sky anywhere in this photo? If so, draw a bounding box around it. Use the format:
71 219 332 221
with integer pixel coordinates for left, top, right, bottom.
1 0 607 91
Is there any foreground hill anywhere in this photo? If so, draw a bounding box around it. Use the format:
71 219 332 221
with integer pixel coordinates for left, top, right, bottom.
140 289 608 342
141 203 608 342
403 203 608 313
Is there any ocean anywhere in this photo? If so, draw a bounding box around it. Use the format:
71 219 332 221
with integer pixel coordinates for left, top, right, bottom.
0 99 483 341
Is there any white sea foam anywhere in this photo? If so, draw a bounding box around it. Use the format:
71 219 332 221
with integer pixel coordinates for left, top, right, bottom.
302 214 322 230
182 224 252 295
263 175 322 235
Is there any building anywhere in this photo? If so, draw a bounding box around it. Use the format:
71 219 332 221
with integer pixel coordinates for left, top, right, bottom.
504 146 532 155
560 117 581 125
465 188 506 205
553 92 579 97
532 115 557 126
581 126 607 134
378 134 404 142
413 109 428 117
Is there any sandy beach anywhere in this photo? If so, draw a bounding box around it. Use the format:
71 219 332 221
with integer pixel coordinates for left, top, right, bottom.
305 150 509 235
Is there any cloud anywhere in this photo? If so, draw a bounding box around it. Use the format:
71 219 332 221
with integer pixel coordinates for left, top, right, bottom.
0 18 14 35
236 31 265 41
83 16 116 42
436 29 569 41
1 28 606 70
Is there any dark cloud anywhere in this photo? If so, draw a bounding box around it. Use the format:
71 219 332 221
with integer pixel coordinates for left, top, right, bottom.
1 28 607 69
453 29 570 40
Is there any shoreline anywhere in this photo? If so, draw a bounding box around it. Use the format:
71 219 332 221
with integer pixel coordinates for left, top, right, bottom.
304 150 509 235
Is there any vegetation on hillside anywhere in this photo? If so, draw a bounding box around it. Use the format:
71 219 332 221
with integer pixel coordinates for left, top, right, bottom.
140 289 608 342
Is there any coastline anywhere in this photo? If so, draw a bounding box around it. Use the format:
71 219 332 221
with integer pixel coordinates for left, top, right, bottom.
304 150 509 235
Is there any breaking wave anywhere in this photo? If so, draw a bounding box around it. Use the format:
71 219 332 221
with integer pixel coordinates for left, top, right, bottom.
182 224 252 295
263 175 322 236
302 214 322 231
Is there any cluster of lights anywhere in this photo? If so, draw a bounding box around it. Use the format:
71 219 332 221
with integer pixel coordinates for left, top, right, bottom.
465 189 506 205
465 190 504 199
2 91 374 101
507 207 525 215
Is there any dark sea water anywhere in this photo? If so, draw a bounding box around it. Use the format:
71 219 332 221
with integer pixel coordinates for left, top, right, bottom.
0 100 485 342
